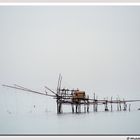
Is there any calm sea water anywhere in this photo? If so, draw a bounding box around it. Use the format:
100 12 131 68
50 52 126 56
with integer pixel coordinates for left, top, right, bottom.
0 109 140 135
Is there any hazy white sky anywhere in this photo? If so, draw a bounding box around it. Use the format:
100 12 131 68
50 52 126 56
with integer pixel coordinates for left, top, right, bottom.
0 6 140 112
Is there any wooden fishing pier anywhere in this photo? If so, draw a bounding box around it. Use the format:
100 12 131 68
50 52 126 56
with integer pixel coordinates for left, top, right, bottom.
2 74 140 114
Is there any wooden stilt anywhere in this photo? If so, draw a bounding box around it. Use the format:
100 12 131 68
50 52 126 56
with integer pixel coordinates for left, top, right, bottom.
117 98 119 111
72 104 74 113
95 102 98 112
58 103 62 113
129 104 131 112
84 101 86 113
79 104 81 113
87 100 89 113
111 97 113 112
105 101 109 111
119 103 121 111
93 103 95 112
93 93 96 112
76 104 78 113
123 102 127 111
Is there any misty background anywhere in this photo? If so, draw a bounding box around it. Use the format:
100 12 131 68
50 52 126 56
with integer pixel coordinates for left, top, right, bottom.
0 6 140 114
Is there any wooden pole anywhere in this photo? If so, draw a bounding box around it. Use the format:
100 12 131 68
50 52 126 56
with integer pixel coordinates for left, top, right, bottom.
119 100 121 111
105 102 109 111
84 101 86 113
95 95 98 112
111 97 113 112
93 93 95 112
72 103 74 113
129 104 131 112
87 103 89 113
76 104 78 113
117 98 119 111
